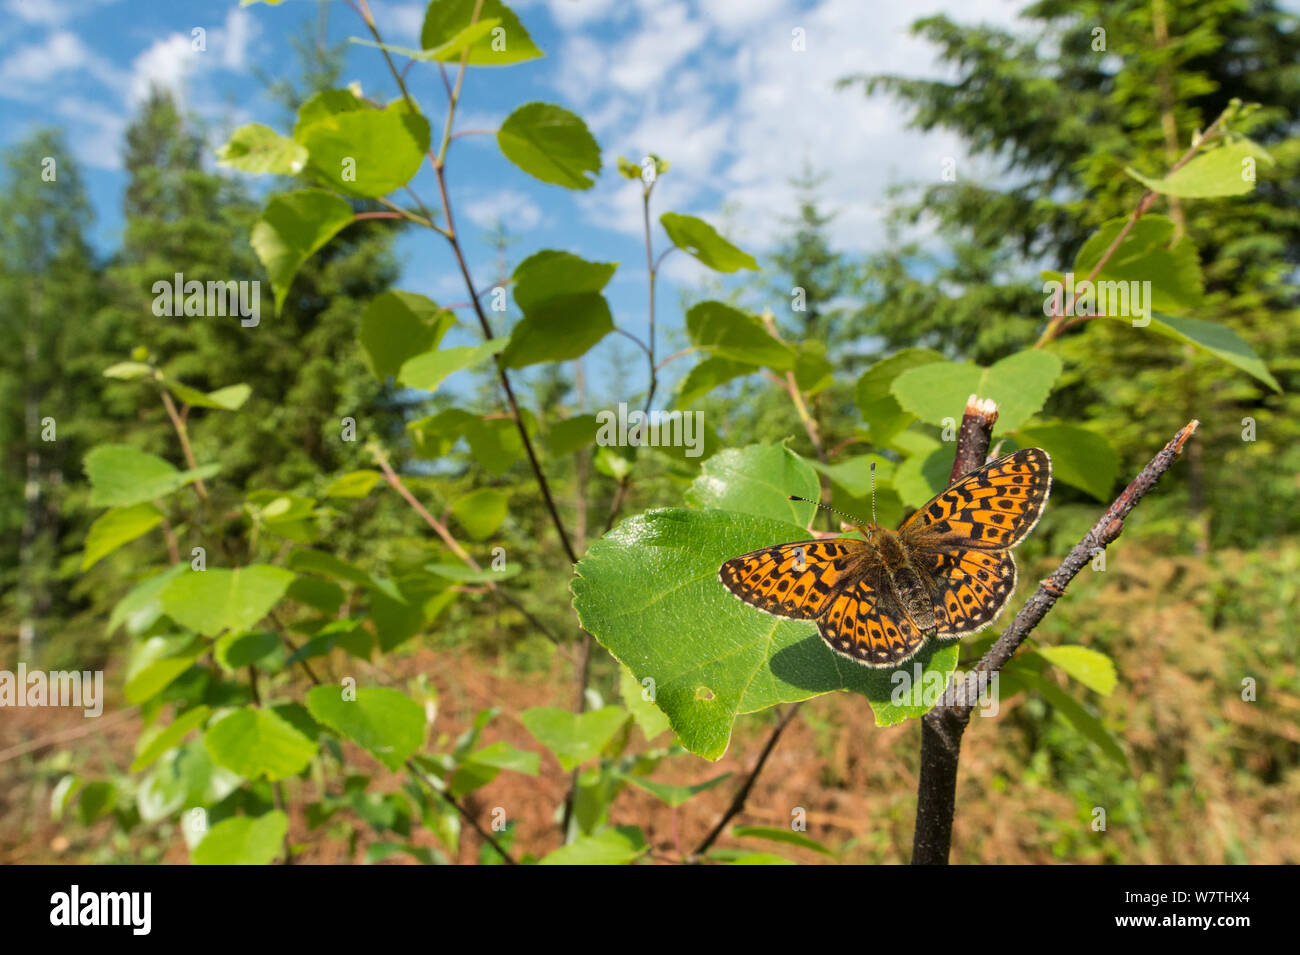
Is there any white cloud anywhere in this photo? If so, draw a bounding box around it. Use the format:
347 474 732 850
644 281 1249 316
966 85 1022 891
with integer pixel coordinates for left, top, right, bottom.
371 1 427 45
218 8 259 71
463 189 544 232
128 33 199 107
53 94 125 169
0 29 124 93
549 0 1025 256
2 0 118 28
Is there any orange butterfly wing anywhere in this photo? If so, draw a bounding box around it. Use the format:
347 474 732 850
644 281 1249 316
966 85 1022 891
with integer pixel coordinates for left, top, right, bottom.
719 539 864 619
901 447 1052 550
817 579 927 666
902 448 1051 637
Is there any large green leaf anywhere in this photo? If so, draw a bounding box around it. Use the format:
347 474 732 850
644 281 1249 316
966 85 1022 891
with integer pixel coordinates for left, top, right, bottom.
660 213 758 272
1012 423 1118 501
674 356 756 410
108 564 188 635
299 102 431 199
306 686 427 771
293 88 364 139
572 507 959 759
685 301 794 370
82 503 162 570
1057 214 1202 313
204 708 318 781
125 634 206 705
497 102 599 189
131 705 211 772
501 251 616 367
398 339 506 392
217 123 307 175
891 447 952 509
192 811 289 865
358 291 456 379
85 444 217 508
159 566 296 637
450 488 508 540
855 348 944 443
544 414 601 457
1032 645 1118 696
890 350 1063 434
1125 137 1274 198
1144 312 1280 392
683 443 818 525
618 771 731 808
537 826 647 865
421 0 543 65
251 190 354 315
519 706 628 772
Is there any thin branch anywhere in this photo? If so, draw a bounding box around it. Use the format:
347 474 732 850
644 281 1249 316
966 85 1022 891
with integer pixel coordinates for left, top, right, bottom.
692 704 801 859
406 759 518 865
159 390 207 500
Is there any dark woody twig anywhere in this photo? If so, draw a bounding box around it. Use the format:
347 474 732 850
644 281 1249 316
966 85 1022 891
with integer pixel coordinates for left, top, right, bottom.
911 409 1200 864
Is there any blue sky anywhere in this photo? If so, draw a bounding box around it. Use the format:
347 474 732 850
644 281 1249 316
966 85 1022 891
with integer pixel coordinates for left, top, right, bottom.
1 0 1037 403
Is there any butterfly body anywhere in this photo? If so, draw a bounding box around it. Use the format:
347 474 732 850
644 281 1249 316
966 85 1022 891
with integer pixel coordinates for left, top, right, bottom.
718 448 1052 667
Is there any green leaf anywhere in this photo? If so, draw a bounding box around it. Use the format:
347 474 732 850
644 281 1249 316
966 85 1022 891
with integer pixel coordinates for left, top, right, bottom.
732 825 834 855
513 250 617 311
1146 312 1281 392
618 771 731 807
450 488 508 540
292 88 364 138
544 414 600 457
1033 645 1118 696
1061 214 1202 313
323 469 383 499
213 631 282 671
892 447 954 510
855 348 945 443
287 548 372 587
793 341 833 395
1012 424 1118 501
619 664 672 740
497 102 599 189
103 361 154 380
572 508 960 759
398 339 507 392
125 635 206 704
131 705 210 772
348 21 500 62
108 564 188 635
685 302 794 370
160 378 252 411
251 190 354 315
719 851 796 865
192 811 288 865
82 503 162 570
421 0 542 66
660 212 758 272
1125 137 1274 198
891 350 1063 434
520 706 629 771
674 356 756 410
501 251 617 367
424 562 521 583
359 290 456 379
808 455 893 502
683 443 818 526
306 686 427 772
85 444 217 508
217 123 307 175
537 825 647 865
299 102 431 199
159 566 296 637
204 708 317 781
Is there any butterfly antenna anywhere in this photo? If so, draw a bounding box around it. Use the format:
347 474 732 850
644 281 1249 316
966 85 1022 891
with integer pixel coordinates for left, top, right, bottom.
788 495 871 530
870 461 877 525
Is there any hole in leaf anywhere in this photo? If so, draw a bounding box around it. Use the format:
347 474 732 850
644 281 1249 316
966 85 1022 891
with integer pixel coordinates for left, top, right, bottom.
695 686 715 702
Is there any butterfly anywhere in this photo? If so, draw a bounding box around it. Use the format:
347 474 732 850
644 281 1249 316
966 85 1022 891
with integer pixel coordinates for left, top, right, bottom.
718 448 1052 668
